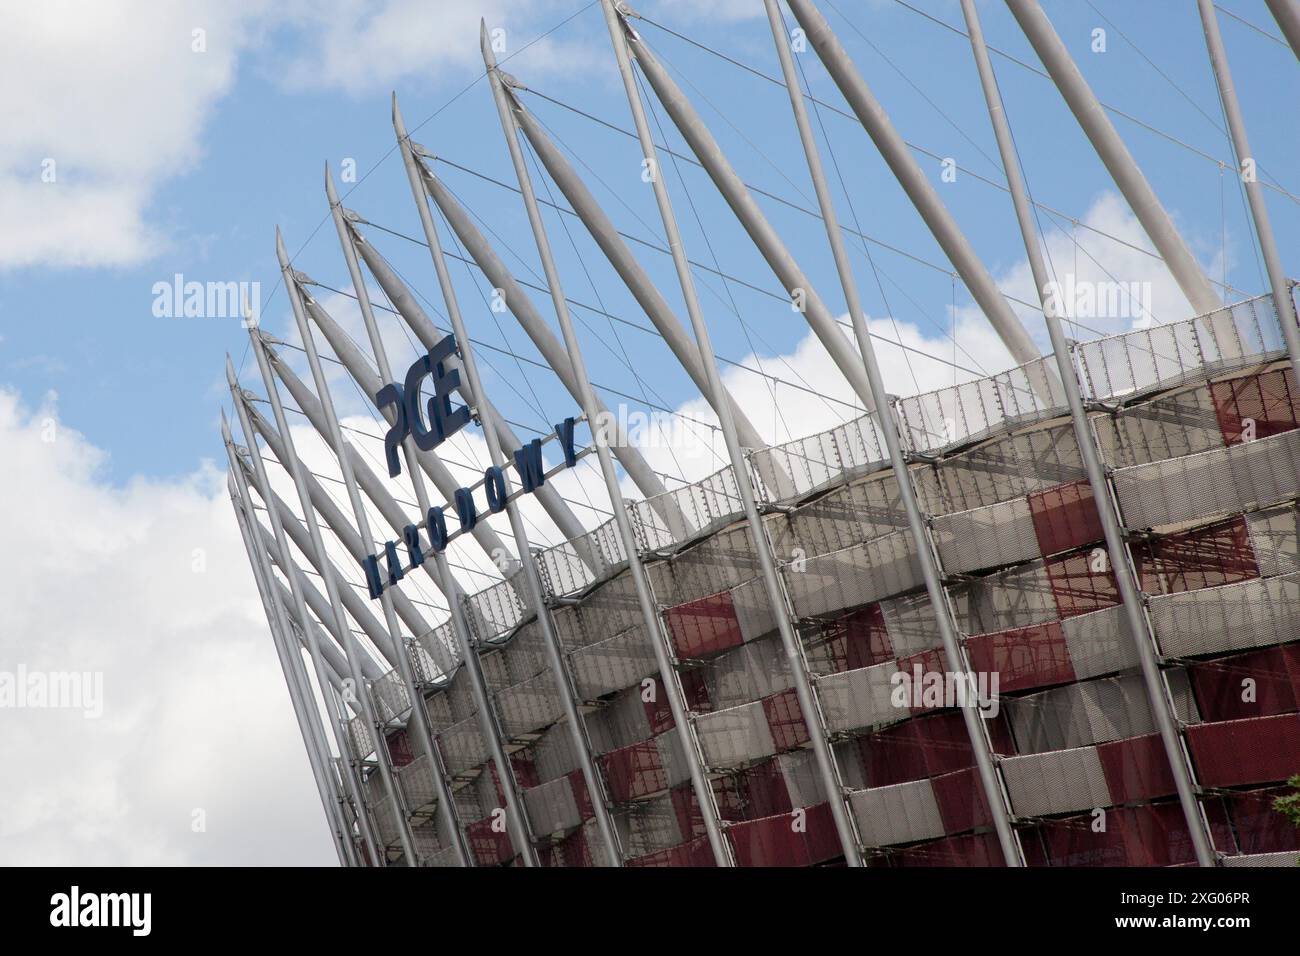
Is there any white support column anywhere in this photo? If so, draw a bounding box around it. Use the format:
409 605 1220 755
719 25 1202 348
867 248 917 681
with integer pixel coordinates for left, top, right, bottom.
1004 0 1222 316
601 0 862 866
227 371 386 864
242 315 419 865
1199 0 1300 375
961 0 1217 866
328 161 589 864
779 0 1043 366
767 0 1025 865
408 140 691 537
396 91 740 867
1266 0 1300 63
227 469 355 866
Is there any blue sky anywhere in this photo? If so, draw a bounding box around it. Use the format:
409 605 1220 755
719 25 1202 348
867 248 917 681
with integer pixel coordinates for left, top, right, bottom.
2 0 1298 865
3 0 1297 485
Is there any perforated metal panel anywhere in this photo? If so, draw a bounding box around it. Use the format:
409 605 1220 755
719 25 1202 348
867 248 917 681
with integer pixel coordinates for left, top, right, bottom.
1001 745 1110 816
934 497 1039 573
524 775 582 836
1006 673 1159 753
1150 572 1300 657
704 635 794 710
730 576 779 642
586 686 652 755
696 698 776 768
1246 503 1300 578
439 714 491 775
816 661 902 733
396 753 439 812
1061 605 1139 680
530 721 583 785
784 530 921 619
494 670 564 738
849 779 945 846
569 625 658 700
1115 426 1300 529
1223 850 1300 867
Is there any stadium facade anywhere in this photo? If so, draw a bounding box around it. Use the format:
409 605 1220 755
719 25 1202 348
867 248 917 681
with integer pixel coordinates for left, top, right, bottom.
223 0 1300 866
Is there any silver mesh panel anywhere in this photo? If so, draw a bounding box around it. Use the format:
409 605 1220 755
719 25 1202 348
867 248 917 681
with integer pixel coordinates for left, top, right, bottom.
705 635 794 709
970 560 1058 634
585 686 652 755
570 625 658 701
1006 673 1158 753
396 753 439 812
654 728 692 789
731 575 779 641
849 779 945 846
494 670 564 738
775 749 828 807
530 721 583 785
934 497 1039 573
696 698 776 768
1001 745 1110 816
349 714 374 761
816 661 902 733
784 530 920 619
1223 851 1300 867
439 714 490 776
524 775 582 836
1115 427 1300 529
1061 605 1139 680
1246 503 1300 577
622 791 685 856
882 591 952 657
1150 572 1300 657
1096 384 1223 469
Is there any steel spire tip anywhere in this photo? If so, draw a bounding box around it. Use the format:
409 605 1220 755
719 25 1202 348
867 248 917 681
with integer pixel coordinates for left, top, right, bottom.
274 226 289 268
325 161 339 205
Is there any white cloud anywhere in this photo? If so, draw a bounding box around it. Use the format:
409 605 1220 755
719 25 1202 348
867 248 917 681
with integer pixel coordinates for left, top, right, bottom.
0 1 270 269
0 388 335 864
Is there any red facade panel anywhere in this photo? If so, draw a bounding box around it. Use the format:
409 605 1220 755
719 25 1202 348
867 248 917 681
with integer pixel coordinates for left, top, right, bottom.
600 739 667 803
1134 516 1259 595
1211 367 1300 444
625 835 716 867
385 729 415 768
664 591 744 660
466 815 516 866
566 768 594 822
1187 713 1300 787
762 688 810 752
891 832 1005 867
1190 644 1300 722
821 603 893 673
1223 787 1300 856
966 621 1075 693
1045 551 1120 618
641 669 709 735
1029 479 1105 557
729 803 842 867
930 767 993 835
896 648 947 715
732 758 795 820
1022 803 1218 867
1095 733 1177 804
858 711 1014 787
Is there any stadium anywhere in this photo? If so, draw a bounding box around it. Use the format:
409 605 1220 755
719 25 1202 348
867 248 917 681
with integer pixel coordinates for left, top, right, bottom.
222 0 1300 867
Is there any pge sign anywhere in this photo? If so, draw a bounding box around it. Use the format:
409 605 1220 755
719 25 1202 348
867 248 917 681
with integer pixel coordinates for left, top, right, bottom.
363 333 580 599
